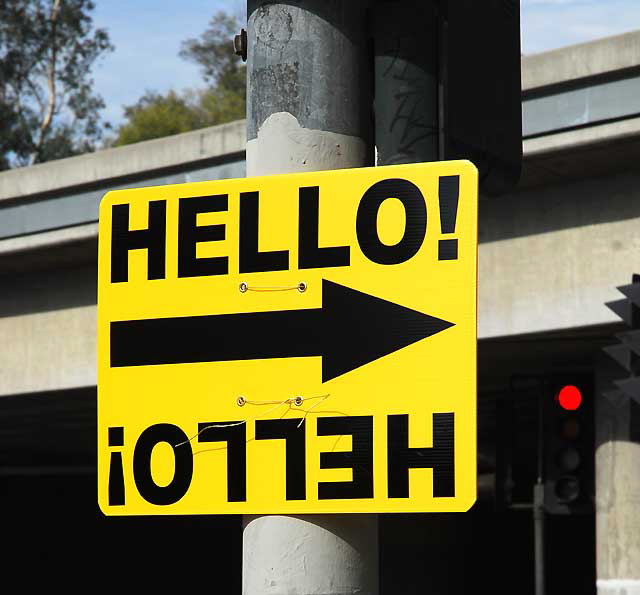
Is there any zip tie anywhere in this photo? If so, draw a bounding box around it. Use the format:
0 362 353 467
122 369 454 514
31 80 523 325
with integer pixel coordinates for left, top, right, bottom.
239 281 307 293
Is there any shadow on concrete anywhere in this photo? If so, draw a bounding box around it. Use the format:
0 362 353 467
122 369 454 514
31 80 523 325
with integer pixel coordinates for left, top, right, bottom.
0 263 96 319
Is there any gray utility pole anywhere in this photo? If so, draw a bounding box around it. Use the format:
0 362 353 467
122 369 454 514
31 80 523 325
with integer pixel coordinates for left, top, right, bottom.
243 2 378 594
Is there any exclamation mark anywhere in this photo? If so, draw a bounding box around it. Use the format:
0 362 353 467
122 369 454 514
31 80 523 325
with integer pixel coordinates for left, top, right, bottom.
438 175 460 261
108 426 126 506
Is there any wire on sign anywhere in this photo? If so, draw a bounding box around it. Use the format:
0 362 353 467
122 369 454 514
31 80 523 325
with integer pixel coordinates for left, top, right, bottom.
174 393 330 447
239 281 307 293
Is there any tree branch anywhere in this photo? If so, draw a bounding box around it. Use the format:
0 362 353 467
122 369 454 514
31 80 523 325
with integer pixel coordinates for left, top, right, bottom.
31 0 62 164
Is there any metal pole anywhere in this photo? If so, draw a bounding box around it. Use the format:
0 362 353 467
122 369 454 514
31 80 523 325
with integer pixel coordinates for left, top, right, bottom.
243 2 378 594
533 483 545 595
246 0 373 177
534 390 545 595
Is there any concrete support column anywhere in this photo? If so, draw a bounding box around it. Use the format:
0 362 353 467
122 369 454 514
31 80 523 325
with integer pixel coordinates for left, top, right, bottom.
243 2 378 594
596 353 640 595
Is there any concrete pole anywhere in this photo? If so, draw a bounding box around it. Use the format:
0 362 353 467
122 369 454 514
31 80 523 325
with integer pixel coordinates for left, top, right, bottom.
596 353 640 595
243 2 378 594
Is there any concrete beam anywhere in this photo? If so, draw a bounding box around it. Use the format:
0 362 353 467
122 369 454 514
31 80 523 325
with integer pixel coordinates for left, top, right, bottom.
0 223 97 276
0 111 635 262
479 171 640 337
524 116 640 158
0 223 97 258
0 266 96 396
0 120 246 202
523 30 640 91
0 305 96 395
519 117 640 189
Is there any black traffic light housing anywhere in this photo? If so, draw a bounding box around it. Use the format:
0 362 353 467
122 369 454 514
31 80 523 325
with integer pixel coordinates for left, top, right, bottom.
374 0 522 195
543 376 594 515
440 0 522 195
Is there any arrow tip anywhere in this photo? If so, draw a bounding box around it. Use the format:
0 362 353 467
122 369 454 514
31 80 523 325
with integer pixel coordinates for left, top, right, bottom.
321 280 455 382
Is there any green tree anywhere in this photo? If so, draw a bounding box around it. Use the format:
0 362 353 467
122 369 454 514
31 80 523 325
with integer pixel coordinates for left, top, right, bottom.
0 0 112 168
114 10 245 147
179 11 246 103
114 91 207 146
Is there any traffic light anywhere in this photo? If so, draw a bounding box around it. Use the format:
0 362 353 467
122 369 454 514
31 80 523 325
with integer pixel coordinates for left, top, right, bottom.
543 376 594 514
440 0 522 195
373 0 522 195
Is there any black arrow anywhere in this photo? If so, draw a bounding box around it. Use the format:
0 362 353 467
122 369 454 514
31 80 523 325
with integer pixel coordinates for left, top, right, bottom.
110 279 454 382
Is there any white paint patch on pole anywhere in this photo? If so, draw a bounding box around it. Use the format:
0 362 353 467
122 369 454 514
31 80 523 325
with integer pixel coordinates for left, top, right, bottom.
246 112 369 177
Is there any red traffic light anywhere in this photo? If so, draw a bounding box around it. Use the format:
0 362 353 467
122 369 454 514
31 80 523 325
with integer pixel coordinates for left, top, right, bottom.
557 385 582 411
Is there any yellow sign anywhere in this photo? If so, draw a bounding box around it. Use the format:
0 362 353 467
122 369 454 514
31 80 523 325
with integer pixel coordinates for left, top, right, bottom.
97 161 478 515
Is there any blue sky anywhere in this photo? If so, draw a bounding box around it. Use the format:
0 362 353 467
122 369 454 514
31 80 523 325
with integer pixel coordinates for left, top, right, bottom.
91 0 640 128
522 0 640 53
92 0 244 127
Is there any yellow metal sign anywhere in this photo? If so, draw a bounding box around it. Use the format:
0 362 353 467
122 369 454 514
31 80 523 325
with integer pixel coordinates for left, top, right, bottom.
97 161 478 515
